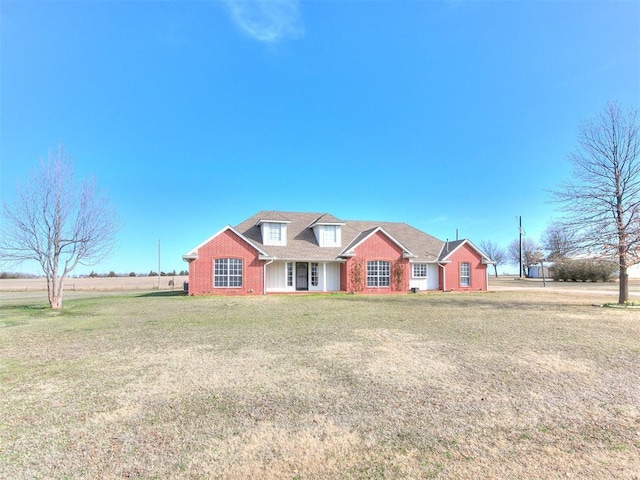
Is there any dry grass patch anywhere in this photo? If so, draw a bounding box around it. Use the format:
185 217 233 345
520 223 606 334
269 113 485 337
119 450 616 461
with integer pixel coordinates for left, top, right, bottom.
0 290 639 479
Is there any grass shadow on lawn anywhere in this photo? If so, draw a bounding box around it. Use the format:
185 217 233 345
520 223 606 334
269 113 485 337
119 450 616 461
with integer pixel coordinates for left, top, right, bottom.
0 303 60 326
137 290 187 298
0 303 49 311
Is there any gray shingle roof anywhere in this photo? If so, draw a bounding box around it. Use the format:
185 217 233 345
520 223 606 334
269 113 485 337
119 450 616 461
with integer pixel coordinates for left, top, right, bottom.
438 239 466 261
232 211 447 262
439 239 494 263
308 213 344 226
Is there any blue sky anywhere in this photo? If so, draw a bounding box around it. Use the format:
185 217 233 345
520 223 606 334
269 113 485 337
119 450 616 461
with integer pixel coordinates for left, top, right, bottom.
1 0 639 275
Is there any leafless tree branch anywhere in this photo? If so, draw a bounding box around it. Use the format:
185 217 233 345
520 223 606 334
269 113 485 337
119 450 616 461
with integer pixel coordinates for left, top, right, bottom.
0 145 120 308
551 101 640 303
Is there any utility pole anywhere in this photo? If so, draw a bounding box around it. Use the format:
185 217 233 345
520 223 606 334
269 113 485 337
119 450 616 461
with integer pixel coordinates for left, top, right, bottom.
158 239 161 289
518 216 523 278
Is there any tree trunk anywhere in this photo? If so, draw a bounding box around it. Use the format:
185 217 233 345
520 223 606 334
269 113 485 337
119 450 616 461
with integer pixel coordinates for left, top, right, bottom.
50 294 63 309
493 264 498 278
48 275 63 309
619 266 629 304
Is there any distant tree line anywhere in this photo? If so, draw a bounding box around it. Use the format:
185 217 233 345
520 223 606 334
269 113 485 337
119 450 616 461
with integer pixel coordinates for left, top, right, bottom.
0 270 189 280
146 270 188 277
86 270 188 278
0 272 40 279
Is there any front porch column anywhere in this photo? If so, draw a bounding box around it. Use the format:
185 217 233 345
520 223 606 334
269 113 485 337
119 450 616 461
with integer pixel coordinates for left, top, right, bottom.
322 262 327 292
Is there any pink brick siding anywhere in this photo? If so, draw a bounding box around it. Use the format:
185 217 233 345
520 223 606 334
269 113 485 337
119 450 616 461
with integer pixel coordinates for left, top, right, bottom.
441 243 488 291
187 229 263 295
186 225 489 295
341 231 410 293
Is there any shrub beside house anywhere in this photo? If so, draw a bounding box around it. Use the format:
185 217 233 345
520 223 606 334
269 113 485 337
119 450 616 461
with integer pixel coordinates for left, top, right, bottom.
551 259 618 282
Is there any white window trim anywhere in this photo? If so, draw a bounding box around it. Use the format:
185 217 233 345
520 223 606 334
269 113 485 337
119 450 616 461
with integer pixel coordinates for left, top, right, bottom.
286 262 294 287
460 262 471 287
313 224 342 247
261 222 287 246
412 263 428 278
268 224 282 243
214 258 243 288
322 225 337 246
367 260 390 288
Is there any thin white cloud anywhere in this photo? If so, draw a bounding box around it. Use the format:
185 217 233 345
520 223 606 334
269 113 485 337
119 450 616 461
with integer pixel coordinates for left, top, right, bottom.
429 215 450 224
224 0 304 43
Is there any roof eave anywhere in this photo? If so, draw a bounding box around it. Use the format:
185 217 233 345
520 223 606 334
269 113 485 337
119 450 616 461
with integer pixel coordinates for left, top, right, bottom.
309 222 347 228
268 257 347 263
256 219 292 226
341 226 415 259
183 225 271 260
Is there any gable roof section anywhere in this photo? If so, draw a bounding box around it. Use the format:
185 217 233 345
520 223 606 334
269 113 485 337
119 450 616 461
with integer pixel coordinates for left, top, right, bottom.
339 226 416 258
255 211 293 225
236 211 449 262
189 211 456 263
235 211 348 261
438 239 494 264
343 220 443 262
254 211 292 223
308 213 345 227
182 225 270 261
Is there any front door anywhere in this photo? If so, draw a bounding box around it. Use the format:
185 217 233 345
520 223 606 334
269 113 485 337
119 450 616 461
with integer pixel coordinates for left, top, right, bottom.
296 262 308 291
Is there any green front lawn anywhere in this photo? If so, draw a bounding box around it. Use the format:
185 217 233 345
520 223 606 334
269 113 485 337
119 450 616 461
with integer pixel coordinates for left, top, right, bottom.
1 290 638 479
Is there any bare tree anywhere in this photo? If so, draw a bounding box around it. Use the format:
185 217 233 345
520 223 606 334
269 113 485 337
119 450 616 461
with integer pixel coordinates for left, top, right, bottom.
553 102 640 304
479 240 505 277
0 146 120 308
508 237 542 277
541 221 579 262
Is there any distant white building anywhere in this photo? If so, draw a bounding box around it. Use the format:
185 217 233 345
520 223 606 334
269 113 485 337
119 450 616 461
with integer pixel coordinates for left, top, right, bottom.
625 263 640 278
527 264 552 278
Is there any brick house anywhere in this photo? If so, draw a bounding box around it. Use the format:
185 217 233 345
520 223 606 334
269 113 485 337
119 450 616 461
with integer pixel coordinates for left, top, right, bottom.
182 211 493 295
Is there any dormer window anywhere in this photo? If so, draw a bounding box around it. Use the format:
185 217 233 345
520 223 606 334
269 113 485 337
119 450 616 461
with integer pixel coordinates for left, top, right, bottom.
258 219 290 246
268 224 282 243
312 224 342 247
323 225 338 245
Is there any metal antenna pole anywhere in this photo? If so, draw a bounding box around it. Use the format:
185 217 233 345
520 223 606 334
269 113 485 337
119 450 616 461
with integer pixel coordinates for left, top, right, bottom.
519 216 523 278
